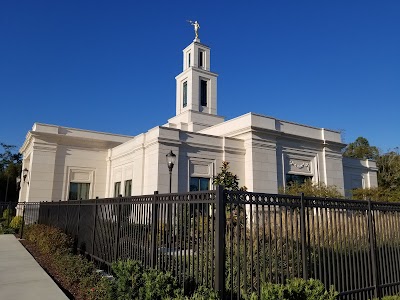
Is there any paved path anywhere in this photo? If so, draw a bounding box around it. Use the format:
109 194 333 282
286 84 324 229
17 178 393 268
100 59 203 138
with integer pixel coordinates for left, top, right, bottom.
0 235 68 300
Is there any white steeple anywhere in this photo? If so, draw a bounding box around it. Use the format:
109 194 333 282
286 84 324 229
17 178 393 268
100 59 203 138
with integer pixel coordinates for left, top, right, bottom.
166 32 224 132
175 41 218 116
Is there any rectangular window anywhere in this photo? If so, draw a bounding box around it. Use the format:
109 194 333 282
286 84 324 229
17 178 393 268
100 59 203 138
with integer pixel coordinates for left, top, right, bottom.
124 180 132 197
286 174 312 186
114 182 121 197
183 81 187 108
69 183 90 200
188 52 191 68
198 50 203 68
200 80 207 106
190 177 210 191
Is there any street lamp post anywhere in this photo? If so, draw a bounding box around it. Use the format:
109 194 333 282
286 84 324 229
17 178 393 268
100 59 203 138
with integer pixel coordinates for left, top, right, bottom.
165 150 176 250
166 150 176 193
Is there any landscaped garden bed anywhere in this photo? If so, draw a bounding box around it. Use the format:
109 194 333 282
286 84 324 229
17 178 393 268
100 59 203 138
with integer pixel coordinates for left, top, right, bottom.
16 223 348 300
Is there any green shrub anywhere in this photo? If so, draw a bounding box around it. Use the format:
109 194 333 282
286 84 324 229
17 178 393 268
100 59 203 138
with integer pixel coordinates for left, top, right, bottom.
0 225 15 234
87 276 114 300
1 208 14 226
279 180 343 199
249 278 338 300
139 268 182 300
373 296 400 300
24 224 72 255
52 253 97 288
188 285 220 300
112 259 144 300
170 285 220 299
9 216 23 231
112 259 182 300
2 208 14 220
23 224 108 299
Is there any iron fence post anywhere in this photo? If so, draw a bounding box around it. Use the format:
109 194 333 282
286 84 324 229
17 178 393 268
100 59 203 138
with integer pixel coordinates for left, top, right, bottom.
57 200 61 226
300 193 308 280
215 185 225 298
20 203 26 239
114 199 122 262
368 199 380 299
76 200 82 252
91 198 98 259
151 191 159 269
64 201 68 232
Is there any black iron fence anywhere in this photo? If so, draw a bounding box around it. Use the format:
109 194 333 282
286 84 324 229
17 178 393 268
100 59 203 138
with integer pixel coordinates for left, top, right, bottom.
13 188 400 299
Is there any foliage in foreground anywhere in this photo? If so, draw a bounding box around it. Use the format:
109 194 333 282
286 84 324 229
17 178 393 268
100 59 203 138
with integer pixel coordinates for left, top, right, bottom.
351 186 400 202
23 224 220 300
343 137 400 202
110 259 219 300
9 215 23 231
279 180 343 199
0 143 22 203
213 161 247 191
247 278 338 300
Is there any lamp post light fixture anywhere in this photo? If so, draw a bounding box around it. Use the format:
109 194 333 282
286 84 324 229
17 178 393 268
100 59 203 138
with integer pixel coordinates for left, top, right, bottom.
166 150 176 193
22 168 29 183
165 150 176 247
16 176 21 191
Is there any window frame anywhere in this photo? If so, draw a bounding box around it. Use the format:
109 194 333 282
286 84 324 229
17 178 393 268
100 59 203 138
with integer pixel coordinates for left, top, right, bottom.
200 79 207 106
124 179 132 197
114 182 121 197
183 81 187 108
190 177 210 192
68 182 90 200
285 174 313 186
198 49 204 68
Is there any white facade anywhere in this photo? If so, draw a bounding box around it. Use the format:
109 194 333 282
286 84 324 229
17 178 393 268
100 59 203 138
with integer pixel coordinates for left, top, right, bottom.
18 38 377 203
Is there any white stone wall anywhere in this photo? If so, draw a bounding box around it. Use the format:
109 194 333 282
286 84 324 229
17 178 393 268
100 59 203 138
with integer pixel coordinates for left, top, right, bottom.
343 157 378 197
19 123 132 202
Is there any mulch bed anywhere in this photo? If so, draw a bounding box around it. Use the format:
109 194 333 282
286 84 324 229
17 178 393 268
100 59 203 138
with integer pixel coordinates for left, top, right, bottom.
19 238 83 300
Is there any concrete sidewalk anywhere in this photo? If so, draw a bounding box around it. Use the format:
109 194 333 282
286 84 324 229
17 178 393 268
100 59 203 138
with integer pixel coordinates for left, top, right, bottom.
0 235 69 300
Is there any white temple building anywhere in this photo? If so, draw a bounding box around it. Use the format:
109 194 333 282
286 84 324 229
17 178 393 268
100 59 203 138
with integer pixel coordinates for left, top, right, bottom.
18 35 378 203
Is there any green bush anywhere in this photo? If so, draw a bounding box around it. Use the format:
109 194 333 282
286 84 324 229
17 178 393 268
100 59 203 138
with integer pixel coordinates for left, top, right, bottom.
279 180 343 199
1 208 14 226
139 268 181 300
248 278 338 300
53 253 97 288
0 225 15 234
2 208 14 220
187 285 220 300
9 215 23 231
112 259 144 300
87 276 114 300
373 296 400 300
111 259 220 300
24 224 72 255
111 259 182 300
24 224 104 298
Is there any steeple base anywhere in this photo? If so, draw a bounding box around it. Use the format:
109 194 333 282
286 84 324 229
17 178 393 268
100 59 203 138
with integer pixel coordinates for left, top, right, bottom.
165 110 224 132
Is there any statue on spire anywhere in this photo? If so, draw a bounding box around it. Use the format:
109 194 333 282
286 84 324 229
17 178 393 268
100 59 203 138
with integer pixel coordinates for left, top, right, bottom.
187 20 200 41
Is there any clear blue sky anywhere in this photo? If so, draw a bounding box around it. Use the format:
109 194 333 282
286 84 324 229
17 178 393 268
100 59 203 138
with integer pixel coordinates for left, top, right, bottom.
1 1 399 152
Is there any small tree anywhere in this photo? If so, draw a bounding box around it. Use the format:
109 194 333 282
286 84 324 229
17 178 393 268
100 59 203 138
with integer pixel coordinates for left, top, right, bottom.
213 161 247 228
212 161 246 191
343 136 379 160
280 180 343 199
0 143 22 202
